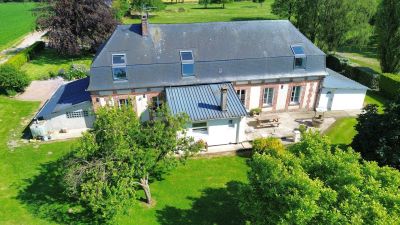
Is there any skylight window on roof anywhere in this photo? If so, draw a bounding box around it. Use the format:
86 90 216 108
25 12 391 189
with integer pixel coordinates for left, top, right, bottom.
180 50 195 77
291 45 306 69
112 54 126 65
291 45 305 55
180 51 193 61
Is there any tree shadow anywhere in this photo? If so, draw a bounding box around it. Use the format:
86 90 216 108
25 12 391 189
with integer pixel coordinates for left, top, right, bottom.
156 181 246 225
16 154 96 224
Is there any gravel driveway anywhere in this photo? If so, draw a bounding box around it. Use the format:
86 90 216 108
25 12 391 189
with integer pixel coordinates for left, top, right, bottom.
16 77 65 105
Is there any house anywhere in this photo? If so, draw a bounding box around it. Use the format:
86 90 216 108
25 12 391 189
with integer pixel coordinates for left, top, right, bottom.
86 17 327 145
31 18 367 145
317 69 369 111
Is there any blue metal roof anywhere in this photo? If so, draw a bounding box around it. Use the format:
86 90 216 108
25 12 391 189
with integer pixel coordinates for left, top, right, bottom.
166 83 248 121
35 77 91 119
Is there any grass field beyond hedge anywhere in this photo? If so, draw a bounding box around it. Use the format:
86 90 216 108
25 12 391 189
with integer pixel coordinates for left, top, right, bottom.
123 1 278 24
0 3 37 51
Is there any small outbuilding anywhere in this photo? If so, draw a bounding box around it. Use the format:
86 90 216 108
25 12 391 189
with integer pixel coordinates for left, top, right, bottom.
318 69 369 111
30 77 95 139
166 83 248 146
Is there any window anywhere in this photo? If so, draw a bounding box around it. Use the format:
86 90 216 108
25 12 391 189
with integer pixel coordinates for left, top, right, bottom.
236 89 246 105
263 88 274 107
180 51 194 76
112 54 127 80
192 122 207 134
290 86 302 104
291 45 306 69
66 110 89 118
118 99 129 108
151 96 163 110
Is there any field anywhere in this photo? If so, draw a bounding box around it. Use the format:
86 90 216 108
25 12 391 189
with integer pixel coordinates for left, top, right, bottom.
0 3 37 51
123 1 278 24
21 49 93 80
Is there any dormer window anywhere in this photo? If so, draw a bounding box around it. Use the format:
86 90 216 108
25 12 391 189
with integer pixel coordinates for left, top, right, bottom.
180 50 194 77
112 54 127 80
291 45 306 69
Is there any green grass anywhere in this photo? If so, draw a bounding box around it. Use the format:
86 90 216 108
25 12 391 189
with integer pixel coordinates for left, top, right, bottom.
0 3 37 52
123 1 278 24
364 90 388 113
325 117 358 145
0 96 249 224
21 49 93 80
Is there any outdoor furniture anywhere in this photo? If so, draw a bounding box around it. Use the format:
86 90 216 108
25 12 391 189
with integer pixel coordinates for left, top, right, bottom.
256 115 281 128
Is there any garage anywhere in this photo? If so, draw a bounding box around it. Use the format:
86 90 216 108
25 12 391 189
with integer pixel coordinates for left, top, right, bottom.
318 69 369 111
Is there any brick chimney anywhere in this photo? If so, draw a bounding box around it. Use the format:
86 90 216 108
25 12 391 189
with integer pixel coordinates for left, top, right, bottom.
141 13 149 37
220 85 228 111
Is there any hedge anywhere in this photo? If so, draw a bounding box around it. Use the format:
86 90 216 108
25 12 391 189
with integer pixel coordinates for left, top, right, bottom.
380 73 400 100
5 41 45 69
327 54 380 90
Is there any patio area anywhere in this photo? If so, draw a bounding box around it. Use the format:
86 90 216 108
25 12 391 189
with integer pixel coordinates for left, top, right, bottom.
243 110 361 144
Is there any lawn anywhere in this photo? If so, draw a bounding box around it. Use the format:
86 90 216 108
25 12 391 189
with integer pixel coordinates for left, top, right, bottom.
0 2 37 51
123 1 278 24
0 96 249 225
325 90 389 145
21 49 93 80
325 117 358 145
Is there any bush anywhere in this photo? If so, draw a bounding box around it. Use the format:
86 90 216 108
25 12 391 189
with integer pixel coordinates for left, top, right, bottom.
252 137 285 156
379 73 400 100
240 132 400 224
5 41 45 69
326 54 380 90
249 108 261 116
0 65 30 95
62 64 89 80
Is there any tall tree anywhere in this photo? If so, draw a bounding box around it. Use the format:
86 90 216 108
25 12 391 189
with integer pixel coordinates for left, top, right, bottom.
240 133 400 224
272 0 377 52
36 0 117 55
352 100 400 169
112 0 131 21
375 0 400 73
271 0 297 20
64 105 202 221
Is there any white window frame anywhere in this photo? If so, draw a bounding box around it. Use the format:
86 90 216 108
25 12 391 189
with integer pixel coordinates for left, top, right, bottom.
290 86 302 104
236 89 246 106
180 50 195 77
191 121 208 134
263 87 274 107
112 53 127 80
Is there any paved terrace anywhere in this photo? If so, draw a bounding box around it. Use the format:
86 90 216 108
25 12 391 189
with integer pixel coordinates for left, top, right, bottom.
204 109 362 154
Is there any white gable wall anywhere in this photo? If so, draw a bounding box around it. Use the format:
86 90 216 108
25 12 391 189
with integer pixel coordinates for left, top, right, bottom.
318 88 366 111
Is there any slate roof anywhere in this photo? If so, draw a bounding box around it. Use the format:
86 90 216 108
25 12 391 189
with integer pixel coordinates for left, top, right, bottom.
35 77 91 119
323 69 369 90
88 20 327 91
166 83 247 121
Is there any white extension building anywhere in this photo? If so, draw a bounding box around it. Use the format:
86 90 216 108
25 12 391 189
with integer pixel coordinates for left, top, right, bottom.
318 69 369 111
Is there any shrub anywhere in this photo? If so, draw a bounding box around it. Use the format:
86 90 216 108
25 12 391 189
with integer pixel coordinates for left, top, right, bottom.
252 137 285 156
5 41 45 69
298 124 307 134
326 54 380 90
62 64 89 80
249 108 261 116
0 65 30 95
379 73 400 100
240 132 400 225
